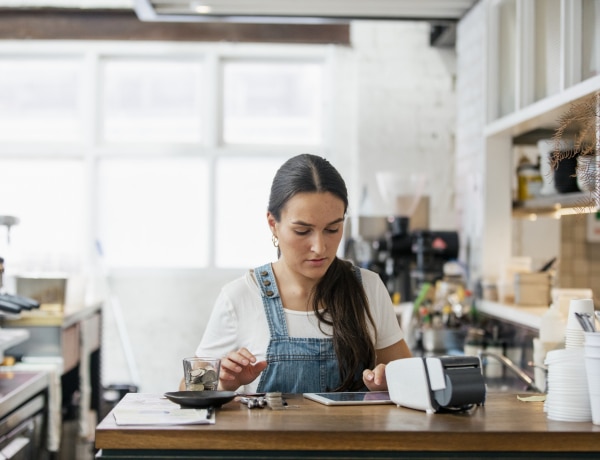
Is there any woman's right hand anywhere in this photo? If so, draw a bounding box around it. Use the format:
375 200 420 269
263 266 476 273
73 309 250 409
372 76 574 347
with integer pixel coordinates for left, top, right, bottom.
219 348 268 391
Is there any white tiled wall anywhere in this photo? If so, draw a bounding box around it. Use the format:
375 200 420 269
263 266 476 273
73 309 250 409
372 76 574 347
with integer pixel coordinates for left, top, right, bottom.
559 215 600 304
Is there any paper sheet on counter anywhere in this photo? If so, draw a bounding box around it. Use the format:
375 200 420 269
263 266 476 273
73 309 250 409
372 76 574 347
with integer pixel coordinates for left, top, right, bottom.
517 394 546 402
112 393 215 426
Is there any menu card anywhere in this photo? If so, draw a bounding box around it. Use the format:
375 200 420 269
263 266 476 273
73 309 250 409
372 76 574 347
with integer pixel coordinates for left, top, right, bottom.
112 393 215 426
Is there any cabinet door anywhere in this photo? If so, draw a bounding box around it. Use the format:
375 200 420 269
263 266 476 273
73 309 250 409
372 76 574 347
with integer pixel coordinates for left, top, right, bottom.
532 0 562 103
490 0 517 120
581 0 600 80
488 0 596 121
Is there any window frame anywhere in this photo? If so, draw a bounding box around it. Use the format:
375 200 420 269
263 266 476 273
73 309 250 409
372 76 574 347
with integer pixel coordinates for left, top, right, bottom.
0 40 336 271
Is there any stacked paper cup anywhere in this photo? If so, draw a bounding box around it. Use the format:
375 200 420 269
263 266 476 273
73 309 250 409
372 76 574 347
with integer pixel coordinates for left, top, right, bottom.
543 299 596 422
565 299 595 348
583 331 600 425
544 348 591 421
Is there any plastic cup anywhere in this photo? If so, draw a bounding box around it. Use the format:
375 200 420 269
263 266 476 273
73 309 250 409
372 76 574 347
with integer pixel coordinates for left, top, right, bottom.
183 357 221 391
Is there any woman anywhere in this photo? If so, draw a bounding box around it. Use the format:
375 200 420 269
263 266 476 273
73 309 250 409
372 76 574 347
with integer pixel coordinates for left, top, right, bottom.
195 154 411 394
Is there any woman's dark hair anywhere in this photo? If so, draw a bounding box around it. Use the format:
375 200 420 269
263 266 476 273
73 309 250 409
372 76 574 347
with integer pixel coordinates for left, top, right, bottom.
268 154 377 391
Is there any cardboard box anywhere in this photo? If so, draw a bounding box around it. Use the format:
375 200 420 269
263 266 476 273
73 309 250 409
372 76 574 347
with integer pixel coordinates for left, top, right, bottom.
514 272 551 306
16 276 66 304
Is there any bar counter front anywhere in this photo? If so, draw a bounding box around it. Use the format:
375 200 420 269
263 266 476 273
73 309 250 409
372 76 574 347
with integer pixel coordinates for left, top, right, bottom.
95 392 600 459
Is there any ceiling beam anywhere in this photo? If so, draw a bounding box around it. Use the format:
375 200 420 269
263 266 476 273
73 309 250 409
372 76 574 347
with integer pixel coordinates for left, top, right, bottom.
0 8 350 43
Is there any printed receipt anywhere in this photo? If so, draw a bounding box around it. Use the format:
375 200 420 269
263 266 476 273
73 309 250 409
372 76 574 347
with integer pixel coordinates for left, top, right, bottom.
112 393 216 426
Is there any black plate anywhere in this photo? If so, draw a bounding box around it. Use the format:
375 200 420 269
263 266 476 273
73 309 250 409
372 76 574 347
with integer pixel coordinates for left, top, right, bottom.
163 391 237 408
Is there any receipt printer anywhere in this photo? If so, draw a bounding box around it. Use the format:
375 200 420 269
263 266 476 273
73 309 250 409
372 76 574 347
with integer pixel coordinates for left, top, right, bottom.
386 356 486 414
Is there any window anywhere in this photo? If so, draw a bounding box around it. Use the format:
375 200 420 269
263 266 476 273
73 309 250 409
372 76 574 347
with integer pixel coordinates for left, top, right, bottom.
215 156 282 268
0 158 85 272
0 58 81 142
101 58 204 144
97 157 210 268
222 60 324 145
0 42 330 270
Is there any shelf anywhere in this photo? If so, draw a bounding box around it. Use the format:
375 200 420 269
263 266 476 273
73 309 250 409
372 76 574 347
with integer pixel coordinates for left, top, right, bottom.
476 300 547 331
513 192 596 216
485 75 600 139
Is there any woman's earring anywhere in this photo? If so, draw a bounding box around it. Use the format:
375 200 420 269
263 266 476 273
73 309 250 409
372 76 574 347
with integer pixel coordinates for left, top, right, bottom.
271 235 279 248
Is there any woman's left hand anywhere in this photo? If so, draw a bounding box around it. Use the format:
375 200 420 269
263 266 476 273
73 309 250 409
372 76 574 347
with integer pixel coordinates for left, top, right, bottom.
362 363 388 391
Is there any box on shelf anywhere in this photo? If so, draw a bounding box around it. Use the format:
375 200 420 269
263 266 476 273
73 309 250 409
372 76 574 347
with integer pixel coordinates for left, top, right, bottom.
514 272 551 306
16 276 66 304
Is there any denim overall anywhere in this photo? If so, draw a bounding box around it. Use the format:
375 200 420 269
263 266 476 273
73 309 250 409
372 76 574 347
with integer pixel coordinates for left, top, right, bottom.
254 262 363 394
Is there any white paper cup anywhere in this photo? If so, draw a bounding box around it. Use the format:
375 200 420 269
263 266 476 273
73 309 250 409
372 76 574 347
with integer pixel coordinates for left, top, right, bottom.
584 332 600 346
589 392 600 425
585 355 600 425
566 299 595 330
569 298 594 313
546 347 585 364
585 356 600 375
585 346 600 359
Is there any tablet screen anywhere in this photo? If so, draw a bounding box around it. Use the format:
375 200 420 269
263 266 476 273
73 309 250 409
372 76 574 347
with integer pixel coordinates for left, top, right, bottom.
303 391 393 406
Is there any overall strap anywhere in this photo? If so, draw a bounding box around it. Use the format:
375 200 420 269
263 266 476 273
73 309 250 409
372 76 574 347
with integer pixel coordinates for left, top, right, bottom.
254 263 288 337
254 263 280 298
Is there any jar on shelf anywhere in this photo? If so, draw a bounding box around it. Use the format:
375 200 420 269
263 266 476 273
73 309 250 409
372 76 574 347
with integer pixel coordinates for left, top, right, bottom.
516 156 542 201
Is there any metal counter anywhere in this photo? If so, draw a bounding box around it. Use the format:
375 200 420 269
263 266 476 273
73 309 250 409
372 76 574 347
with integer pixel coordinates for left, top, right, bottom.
0 370 49 418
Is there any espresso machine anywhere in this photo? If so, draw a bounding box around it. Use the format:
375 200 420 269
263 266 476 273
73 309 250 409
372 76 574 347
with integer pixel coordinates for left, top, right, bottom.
369 217 459 302
412 228 460 293
345 173 459 301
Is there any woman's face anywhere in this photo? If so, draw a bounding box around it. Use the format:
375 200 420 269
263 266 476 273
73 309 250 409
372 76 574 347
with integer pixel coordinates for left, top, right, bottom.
268 191 345 281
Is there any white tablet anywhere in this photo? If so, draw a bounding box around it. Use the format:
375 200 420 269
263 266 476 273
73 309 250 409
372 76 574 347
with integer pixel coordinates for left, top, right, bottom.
303 391 393 406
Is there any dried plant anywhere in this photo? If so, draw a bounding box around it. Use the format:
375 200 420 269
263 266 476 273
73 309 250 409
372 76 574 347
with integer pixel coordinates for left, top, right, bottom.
551 92 600 209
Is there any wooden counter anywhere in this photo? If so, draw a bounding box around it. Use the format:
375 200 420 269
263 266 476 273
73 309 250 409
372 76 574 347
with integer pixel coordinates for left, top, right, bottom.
95 392 600 459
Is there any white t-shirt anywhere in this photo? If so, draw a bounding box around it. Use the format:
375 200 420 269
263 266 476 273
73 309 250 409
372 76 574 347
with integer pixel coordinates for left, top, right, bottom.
196 266 404 393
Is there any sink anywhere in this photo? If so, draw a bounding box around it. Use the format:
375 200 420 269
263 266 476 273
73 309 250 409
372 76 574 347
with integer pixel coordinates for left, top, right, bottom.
478 350 543 393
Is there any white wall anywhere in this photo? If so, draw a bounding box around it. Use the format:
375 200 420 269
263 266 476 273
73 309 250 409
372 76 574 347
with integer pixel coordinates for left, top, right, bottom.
102 20 458 394
103 269 245 392
351 21 457 230
455 2 486 280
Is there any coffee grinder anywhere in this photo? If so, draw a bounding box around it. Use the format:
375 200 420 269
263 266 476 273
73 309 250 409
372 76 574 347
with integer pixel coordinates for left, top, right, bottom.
371 215 413 301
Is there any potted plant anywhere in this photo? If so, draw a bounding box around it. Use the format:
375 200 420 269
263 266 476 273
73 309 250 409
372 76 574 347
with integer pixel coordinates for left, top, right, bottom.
551 92 600 209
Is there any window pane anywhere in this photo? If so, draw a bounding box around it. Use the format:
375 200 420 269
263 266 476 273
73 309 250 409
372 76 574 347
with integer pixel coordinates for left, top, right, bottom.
215 157 284 268
98 158 209 268
0 58 81 142
223 61 324 145
101 58 203 143
0 159 84 273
